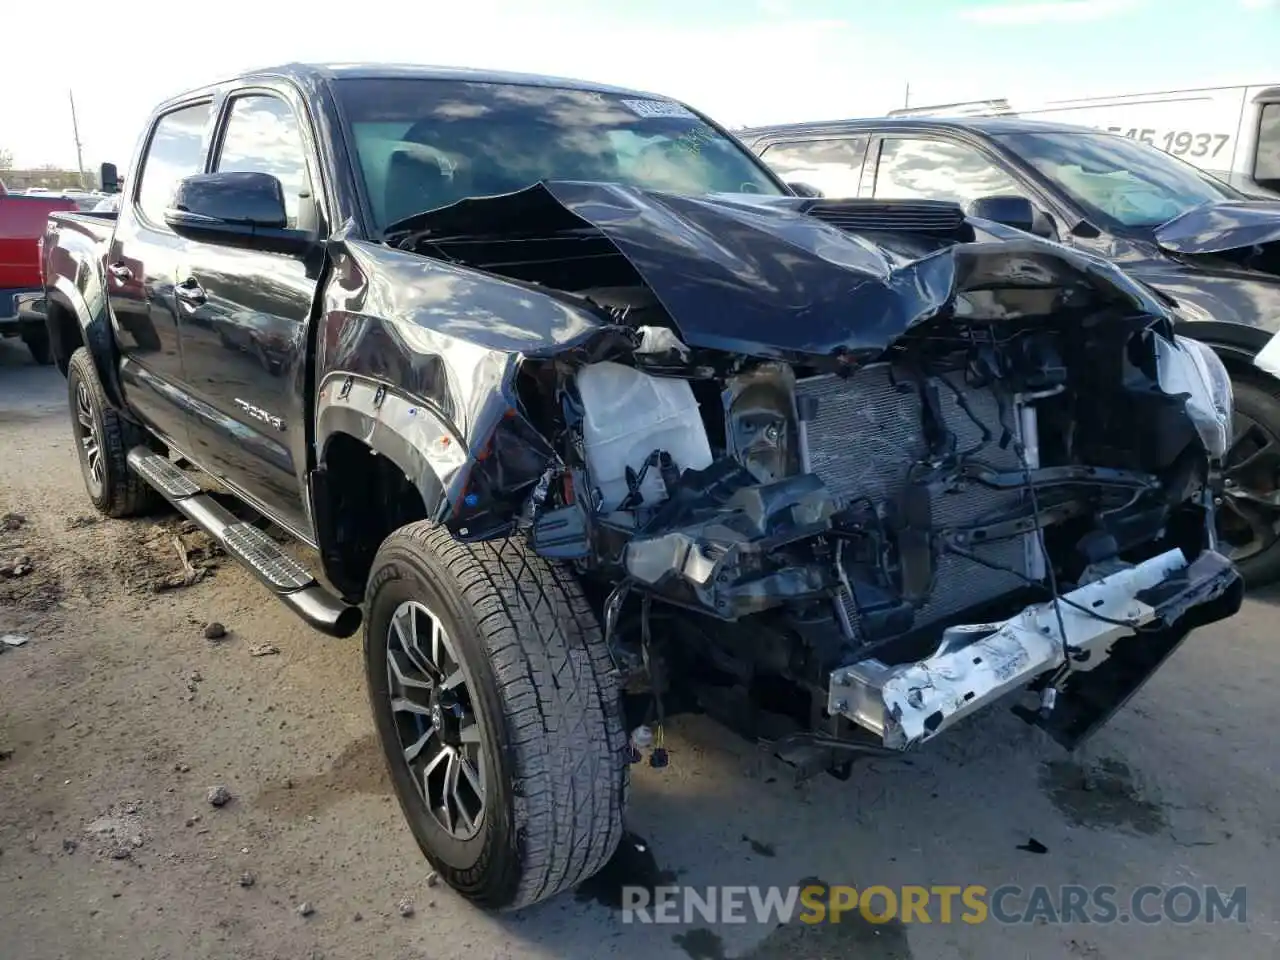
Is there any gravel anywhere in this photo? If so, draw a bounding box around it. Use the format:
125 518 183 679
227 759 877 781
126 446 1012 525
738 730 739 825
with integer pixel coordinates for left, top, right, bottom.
206 785 232 807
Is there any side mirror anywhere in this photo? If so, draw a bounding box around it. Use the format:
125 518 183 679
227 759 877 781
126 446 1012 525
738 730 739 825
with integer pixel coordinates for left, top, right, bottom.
967 194 1054 238
100 162 120 194
164 171 311 255
787 181 825 199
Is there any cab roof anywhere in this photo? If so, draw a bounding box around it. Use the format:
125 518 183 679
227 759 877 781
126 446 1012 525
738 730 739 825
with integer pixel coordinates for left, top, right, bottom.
740 115 1100 139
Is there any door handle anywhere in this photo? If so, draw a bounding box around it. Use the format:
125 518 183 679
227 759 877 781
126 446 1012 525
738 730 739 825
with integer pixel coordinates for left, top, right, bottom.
175 278 207 306
107 262 133 281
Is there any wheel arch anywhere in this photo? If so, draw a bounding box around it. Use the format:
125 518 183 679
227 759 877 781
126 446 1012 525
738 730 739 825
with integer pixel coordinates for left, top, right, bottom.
312 373 456 598
46 277 126 408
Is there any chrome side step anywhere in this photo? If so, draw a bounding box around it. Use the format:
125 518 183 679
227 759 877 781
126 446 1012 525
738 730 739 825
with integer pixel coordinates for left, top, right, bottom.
126 447 361 638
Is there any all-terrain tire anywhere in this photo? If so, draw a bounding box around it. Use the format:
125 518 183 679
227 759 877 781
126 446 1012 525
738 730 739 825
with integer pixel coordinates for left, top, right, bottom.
67 347 159 518
1223 372 1280 587
364 522 628 910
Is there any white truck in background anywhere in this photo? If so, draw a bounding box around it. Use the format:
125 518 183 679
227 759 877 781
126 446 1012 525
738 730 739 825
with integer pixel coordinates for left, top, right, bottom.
891 83 1280 198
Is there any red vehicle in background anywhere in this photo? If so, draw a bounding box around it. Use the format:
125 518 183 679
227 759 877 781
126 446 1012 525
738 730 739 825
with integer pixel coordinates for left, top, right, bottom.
1 186 77 363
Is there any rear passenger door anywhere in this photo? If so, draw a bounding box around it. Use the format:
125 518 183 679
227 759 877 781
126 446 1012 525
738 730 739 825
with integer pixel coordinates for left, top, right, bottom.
176 86 324 538
756 137 870 198
108 99 213 449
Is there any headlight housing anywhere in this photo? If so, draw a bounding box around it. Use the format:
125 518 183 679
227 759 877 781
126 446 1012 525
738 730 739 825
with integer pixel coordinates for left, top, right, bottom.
1155 335 1234 460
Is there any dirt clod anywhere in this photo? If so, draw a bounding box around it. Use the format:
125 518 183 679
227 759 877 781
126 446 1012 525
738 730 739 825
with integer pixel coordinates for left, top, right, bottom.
425 871 439 888
1 513 25 531
397 898 414 917
207 785 232 807
203 622 227 640
297 902 315 917
249 643 280 658
239 872 256 888
110 845 131 860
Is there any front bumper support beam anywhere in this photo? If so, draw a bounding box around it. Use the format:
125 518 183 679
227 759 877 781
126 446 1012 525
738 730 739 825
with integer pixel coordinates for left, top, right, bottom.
826 549 1241 750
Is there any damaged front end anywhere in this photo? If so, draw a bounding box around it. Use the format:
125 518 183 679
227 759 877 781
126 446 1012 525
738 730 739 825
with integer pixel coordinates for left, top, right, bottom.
394 183 1244 769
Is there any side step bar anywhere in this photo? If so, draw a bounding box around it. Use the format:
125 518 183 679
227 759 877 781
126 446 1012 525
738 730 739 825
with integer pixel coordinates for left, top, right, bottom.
126 447 362 638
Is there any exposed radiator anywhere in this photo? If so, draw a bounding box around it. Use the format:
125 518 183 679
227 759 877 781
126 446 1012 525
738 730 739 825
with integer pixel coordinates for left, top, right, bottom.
794 364 1031 642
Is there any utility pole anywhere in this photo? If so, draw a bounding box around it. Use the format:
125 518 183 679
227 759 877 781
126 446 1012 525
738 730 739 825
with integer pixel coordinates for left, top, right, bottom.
69 90 87 190
904 81 911 109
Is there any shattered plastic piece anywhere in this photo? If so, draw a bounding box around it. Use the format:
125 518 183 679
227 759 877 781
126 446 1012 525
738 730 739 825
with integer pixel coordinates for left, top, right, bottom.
1 634 30 647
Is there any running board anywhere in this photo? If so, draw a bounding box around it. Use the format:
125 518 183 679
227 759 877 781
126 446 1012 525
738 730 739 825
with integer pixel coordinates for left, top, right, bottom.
126 447 361 638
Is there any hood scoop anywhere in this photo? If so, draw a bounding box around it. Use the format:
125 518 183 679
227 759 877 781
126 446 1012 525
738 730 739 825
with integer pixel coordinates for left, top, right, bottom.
803 198 973 240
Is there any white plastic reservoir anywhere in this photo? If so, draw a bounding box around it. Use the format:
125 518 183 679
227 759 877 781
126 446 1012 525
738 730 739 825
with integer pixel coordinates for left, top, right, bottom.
576 361 713 511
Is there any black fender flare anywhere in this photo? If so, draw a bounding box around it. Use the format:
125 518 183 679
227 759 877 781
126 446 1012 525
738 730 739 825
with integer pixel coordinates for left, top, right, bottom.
313 372 457 521
46 275 128 410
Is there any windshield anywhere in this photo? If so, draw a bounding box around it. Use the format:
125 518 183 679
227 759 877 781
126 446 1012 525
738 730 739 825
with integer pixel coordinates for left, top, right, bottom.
996 130 1238 229
335 78 782 232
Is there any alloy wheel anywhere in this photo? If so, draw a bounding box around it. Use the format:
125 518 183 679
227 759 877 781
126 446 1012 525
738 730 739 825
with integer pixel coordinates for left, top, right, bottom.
1218 410 1280 563
385 600 487 840
74 379 104 496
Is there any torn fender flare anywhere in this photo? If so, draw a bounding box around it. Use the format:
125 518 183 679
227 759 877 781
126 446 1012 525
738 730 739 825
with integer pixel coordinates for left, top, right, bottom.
827 548 1241 751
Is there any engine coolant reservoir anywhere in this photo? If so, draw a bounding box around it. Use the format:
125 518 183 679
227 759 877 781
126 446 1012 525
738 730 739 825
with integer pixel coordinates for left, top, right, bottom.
577 361 713 511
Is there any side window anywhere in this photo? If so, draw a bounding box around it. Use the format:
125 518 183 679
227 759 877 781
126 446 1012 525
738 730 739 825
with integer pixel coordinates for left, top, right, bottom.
135 102 212 225
872 138 1024 205
1256 103 1280 187
760 138 868 198
214 95 312 227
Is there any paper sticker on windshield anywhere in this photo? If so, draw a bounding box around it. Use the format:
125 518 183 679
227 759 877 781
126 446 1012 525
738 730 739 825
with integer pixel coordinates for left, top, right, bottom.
621 98 698 120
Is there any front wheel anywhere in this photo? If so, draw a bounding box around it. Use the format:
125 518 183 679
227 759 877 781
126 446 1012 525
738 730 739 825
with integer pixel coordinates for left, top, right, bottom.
364 523 628 910
1219 373 1280 586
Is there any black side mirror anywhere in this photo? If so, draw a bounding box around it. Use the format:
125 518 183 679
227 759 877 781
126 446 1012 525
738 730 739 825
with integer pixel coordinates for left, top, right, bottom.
164 171 311 255
100 162 120 194
968 194 1054 238
787 181 824 199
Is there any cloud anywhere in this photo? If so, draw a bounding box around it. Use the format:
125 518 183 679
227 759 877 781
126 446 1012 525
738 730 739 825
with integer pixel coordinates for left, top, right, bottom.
959 0 1141 25
1238 0 1277 10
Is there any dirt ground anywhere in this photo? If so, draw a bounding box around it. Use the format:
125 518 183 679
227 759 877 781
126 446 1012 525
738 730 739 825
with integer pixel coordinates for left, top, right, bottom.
1 337 1278 960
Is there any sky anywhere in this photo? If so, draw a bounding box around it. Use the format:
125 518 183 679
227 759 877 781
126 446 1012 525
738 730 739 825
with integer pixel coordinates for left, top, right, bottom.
3 0 1278 171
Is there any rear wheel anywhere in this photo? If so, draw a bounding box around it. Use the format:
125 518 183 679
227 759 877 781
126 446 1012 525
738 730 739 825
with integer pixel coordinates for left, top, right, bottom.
364 522 628 910
67 347 159 518
1218 373 1280 586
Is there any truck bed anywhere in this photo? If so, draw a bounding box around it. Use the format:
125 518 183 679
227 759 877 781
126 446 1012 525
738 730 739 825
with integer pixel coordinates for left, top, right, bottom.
1 195 78 290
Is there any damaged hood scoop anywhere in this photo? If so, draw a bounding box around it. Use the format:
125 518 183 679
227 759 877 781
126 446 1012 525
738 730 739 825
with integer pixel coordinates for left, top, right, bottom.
1154 200 1280 256
391 180 1174 360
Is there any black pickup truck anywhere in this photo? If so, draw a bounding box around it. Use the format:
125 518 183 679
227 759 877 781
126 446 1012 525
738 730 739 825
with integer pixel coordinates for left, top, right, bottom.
742 117 1280 584
42 64 1242 910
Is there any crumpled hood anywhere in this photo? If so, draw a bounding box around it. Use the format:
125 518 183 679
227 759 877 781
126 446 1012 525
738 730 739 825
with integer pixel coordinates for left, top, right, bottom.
1154 200 1280 255
390 181 1175 360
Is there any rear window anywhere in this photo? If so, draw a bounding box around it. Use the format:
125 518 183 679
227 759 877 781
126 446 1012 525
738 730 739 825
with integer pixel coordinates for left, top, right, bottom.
135 102 212 224
1256 103 1280 188
335 78 781 232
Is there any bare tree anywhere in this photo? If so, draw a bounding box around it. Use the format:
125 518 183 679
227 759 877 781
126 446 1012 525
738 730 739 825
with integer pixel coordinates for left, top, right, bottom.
0 148 14 170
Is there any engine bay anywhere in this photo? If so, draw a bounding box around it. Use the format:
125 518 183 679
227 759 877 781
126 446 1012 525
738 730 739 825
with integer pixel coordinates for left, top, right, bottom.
520 306 1224 658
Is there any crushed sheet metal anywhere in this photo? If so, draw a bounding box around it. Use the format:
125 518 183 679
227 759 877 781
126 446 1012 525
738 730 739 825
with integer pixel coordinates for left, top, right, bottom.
829 549 1191 749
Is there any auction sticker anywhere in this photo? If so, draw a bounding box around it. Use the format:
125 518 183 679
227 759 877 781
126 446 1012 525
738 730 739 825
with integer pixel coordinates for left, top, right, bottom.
621 98 698 120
